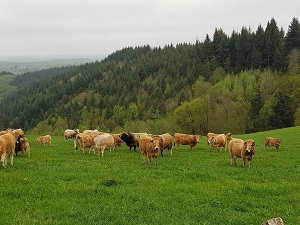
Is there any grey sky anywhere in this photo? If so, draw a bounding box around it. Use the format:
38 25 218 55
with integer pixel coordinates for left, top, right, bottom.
0 0 299 58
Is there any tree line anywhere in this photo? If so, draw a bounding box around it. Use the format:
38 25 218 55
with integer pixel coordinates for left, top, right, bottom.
0 17 299 135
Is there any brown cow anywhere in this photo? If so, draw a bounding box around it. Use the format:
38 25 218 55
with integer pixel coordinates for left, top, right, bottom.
37 135 52 147
229 138 256 167
15 136 30 157
139 134 160 165
206 132 215 146
74 133 95 153
174 133 201 150
0 131 21 168
264 137 282 151
206 132 232 145
110 133 124 150
160 133 173 156
210 134 226 151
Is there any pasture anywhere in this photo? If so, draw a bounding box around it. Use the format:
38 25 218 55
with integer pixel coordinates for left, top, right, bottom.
1 127 300 224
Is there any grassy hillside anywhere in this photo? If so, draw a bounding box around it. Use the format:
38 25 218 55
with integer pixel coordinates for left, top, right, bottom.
0 74 16 101
0 127 299 224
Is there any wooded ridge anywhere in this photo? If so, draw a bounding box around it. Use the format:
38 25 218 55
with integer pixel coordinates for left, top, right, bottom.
0 17 299 135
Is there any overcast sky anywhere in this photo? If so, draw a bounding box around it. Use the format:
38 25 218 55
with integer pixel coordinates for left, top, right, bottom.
0 0 299 59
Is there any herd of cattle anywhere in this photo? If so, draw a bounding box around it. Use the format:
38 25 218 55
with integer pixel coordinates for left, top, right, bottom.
0 128 283 168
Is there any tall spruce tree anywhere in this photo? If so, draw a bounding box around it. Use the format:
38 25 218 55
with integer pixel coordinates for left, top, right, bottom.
285 17 300 52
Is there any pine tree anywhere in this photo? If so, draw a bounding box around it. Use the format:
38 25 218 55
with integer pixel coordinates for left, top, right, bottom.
285 17 300 53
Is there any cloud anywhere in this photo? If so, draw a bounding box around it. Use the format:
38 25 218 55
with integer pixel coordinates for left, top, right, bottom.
0 0 299 57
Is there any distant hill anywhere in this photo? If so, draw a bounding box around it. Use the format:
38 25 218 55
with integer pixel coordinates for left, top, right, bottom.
0 55 106 75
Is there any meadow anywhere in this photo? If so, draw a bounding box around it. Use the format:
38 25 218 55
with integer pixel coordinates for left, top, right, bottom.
1 127 300 225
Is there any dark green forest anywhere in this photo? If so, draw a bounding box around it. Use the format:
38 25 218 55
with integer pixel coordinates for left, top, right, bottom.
0 17 300 135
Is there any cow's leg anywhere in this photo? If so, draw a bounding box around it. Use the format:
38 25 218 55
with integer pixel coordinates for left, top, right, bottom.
101 147 105 157
10 153 14 166
1 153 6 168
141 152 146 164
154 156 158 166
242 157 246 167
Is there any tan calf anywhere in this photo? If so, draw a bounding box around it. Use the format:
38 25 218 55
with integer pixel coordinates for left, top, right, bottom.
264 137 282 151
229 138 256 167
37 135 52 147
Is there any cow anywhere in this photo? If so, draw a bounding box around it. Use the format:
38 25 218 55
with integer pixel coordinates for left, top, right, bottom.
160 133 173 156
110 133 124 150
206 133 232 151
37 135 52 147
64 129 79 140
119 132 140 151
0 130 21 168
206 132 232 145
209 134 227 151
174 133 201 150
206 132 215 146
15 136 30 157
94 133 115 157
83 129 103 139
264 137 282 151
139 134 161 165
74 133 95 153
229 138 256 167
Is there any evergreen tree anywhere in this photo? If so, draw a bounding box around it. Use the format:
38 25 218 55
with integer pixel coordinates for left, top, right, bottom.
269 92 294 129
285 17 300 52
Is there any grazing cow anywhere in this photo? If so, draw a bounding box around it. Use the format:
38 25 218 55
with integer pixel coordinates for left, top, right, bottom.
94 133 115 157
0 131 21 168
160 133 173 156
37 135 52 147
264 137 282 151
174 133 201 150
64 129 79 140
74 133 95 153
139 134 160 165
119 132 140 151
229 138 256 167
15 136 31 157
83 129 103 139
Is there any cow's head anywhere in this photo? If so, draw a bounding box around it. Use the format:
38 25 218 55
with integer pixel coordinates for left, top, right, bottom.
226 133 232 141
244 139 255 157
207 136 214 144
119 132 128 140
276 139 282 146
152 136 163 152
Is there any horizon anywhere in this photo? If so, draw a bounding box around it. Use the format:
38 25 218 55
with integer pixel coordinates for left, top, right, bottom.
0 53 108 62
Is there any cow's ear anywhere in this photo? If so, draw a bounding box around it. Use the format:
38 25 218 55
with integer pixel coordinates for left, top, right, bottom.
252 141 255 146
243 141 247 146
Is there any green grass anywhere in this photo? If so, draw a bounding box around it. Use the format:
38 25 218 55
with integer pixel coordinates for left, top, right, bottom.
1 127 300 224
